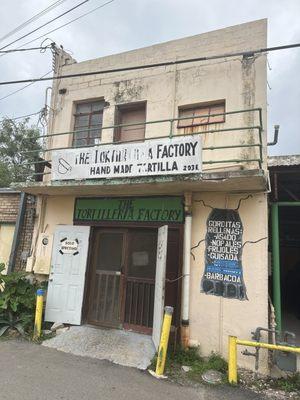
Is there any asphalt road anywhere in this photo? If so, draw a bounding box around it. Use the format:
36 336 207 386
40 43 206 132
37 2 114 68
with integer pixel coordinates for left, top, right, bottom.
0 339 264 400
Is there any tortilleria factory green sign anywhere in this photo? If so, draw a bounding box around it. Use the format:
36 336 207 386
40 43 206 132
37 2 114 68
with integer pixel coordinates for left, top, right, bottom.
74 197 184 223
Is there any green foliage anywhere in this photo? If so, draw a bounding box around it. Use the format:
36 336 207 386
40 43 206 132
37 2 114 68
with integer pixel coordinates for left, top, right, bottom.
0 264 40 337
188 352 227 381
169 346 202 367
271 373 300 393
0 118 41 187
151 346 227 383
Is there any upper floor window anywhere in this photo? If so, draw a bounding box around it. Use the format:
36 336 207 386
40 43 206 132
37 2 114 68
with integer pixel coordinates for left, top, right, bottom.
178 101 225 129
114 102 146 142
73 100 104 147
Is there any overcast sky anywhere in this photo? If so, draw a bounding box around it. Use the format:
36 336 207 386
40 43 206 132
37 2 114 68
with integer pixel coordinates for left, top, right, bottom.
0 0 299 156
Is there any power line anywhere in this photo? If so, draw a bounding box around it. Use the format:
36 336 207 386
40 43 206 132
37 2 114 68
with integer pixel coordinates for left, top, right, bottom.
0 0 68 43
13 0 116 51
0 71 52 101
0 46 51 54
0 42 299 86
0 111 41 120
0 0 90 51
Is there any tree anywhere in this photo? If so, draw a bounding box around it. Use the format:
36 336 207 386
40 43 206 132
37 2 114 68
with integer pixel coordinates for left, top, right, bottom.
0 118 42 187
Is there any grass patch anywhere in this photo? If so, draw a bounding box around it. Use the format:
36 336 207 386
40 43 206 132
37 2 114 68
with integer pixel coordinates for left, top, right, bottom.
150 346 227 383
270 373 300 393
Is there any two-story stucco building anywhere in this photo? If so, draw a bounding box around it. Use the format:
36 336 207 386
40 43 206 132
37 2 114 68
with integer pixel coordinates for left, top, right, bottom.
20 19 269 371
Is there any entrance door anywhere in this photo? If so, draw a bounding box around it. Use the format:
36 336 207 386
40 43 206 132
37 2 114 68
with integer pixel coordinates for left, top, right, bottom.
87 230 125 327
123 229 158 333
45 225 90 325
86 226 176 335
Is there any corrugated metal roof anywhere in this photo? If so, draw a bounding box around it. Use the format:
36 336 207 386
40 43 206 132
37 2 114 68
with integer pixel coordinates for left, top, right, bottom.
0 188 20 194
268 155 300 167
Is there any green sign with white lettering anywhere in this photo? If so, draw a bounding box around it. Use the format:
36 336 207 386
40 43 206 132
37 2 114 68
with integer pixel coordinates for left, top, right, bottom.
74 197 184 223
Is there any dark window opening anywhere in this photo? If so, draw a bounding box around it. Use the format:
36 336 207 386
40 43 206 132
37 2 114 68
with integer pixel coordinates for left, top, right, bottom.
178 101 225 129
114 102 146 142
73 100 104 147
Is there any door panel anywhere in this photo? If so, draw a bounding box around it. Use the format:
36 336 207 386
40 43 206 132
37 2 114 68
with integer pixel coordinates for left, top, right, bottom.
165 229 181 327
124 279 155 329
85 226 180 337
45 225 90 325
152 225 168 349
123 230 157 333
87 230 124 327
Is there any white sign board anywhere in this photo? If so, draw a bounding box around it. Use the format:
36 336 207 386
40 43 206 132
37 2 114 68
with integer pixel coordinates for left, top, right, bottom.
152 225 168 350
59 238 79 255
51 135 201 181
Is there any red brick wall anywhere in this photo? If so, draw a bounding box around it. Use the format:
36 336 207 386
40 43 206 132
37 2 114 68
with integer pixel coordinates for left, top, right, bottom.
0 192 36 271
0 193 20 223
15 195 36 271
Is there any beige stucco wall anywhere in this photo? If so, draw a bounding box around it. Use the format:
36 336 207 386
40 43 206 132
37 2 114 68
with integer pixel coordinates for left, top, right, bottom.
46 19 267 174
29 196 74 274
190 191 268 371
43 196 74 228
30 190 268 371
0 224 15 274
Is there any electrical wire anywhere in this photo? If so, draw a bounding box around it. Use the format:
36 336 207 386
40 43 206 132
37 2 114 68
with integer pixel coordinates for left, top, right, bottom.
0 0 68 43
0 71 52 101
1 41 299 86
0 111 40 120
13 0 116 51
0 46 51 54
0 0 90 51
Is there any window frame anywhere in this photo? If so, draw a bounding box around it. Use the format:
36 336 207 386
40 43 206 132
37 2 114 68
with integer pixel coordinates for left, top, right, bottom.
177 101 226 129
114 101 147 143
72 100 105 147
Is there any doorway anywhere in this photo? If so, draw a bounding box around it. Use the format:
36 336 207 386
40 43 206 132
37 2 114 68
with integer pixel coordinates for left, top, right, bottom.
85 226 181 334
277 206 300 341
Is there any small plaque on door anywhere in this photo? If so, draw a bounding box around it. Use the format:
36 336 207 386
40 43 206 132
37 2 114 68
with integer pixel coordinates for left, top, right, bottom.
59 238 79 255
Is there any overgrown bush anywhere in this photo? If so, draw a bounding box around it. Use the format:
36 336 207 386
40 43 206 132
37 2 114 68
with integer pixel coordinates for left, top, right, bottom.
0 263 41 337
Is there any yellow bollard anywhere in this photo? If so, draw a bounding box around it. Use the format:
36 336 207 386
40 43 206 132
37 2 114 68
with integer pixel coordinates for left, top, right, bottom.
155 306 174 376
228 335 238 384
33 289 44 339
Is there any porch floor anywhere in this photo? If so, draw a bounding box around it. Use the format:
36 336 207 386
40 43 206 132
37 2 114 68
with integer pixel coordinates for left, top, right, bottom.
42 325 156 370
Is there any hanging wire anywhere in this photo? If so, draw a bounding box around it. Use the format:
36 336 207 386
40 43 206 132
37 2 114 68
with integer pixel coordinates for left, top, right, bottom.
233 195 253 210
194 200 214 209
242 237 268 249
190 238 206 261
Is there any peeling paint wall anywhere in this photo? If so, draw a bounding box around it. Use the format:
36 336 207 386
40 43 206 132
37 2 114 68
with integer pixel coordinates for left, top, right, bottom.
47 19 267 173
190 191 268 373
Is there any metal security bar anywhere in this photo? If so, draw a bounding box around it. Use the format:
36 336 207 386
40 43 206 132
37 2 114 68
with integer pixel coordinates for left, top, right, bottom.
228 335 300 384
21 108 264 180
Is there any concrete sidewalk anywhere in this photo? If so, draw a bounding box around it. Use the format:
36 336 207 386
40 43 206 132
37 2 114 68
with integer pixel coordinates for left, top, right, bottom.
0 339 264 400
42 325 156 369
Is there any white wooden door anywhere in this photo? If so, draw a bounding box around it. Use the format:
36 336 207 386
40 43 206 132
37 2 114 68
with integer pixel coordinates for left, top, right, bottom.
45 225 90 325
152 225 168 349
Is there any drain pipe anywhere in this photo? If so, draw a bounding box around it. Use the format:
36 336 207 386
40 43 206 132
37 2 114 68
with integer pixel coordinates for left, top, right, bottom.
181 192 192 349
268 125 280 146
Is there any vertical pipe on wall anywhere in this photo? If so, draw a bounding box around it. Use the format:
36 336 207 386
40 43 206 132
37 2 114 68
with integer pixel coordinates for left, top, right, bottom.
271 203 282 333
181 192 192 348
